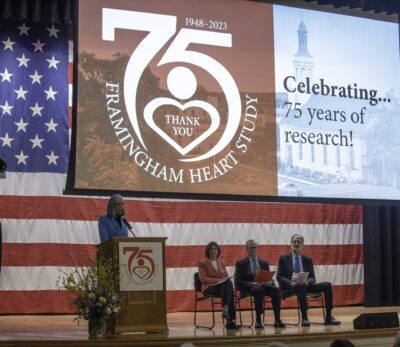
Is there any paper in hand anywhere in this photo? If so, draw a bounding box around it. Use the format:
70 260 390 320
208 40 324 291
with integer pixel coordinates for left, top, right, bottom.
255 270 275 283
297 272 309 284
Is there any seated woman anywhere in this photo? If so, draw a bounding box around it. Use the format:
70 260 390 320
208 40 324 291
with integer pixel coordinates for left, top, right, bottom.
198 241 239 330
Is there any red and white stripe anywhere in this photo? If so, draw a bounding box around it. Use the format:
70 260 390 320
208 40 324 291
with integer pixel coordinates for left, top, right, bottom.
0 195 363 313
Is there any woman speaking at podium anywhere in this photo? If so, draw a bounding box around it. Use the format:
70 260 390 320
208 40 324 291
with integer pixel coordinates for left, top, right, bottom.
98 194 131 243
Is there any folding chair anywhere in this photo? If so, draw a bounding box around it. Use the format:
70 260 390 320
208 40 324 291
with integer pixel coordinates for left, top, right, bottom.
282 291 326 325
236 289 272 328
193 272 223 329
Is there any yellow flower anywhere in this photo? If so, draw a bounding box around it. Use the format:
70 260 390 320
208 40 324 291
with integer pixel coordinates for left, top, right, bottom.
57 256 121 322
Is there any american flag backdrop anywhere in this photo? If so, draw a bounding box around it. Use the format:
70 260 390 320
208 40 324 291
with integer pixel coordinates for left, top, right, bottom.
0 20 69 180
0 21 364 314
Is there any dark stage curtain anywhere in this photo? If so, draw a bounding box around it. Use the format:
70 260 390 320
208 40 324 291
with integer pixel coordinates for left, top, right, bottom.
0 222 2 273
0 0 72 24
363 205 400 306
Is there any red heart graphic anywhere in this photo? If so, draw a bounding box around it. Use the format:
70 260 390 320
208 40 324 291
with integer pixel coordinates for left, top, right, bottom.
132 266 150 280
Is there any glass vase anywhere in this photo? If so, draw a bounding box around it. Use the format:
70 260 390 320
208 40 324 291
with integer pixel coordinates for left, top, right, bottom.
88 316 106 337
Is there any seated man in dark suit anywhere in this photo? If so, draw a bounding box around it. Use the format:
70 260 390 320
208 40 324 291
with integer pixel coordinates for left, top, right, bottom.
277 233 341 327
235 239 285 329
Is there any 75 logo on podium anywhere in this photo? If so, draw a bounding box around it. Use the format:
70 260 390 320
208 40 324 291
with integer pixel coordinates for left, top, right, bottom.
119 242 164 291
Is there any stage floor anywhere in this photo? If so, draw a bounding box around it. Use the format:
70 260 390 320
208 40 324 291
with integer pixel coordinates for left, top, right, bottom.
0 306 399 347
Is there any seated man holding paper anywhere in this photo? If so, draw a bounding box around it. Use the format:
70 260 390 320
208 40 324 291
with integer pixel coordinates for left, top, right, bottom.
235 240 285 329
198 241 239 330
277 233 341 327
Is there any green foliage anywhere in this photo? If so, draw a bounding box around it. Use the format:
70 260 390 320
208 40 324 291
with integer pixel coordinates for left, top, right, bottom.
58 256 121 321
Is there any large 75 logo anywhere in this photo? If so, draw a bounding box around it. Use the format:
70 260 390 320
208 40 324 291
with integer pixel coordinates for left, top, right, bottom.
102 8 241 162
123 246 155 281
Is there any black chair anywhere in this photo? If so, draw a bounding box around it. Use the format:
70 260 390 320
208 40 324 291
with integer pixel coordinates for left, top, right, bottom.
282 291 326 325
236 289 272 328
193 272 223 329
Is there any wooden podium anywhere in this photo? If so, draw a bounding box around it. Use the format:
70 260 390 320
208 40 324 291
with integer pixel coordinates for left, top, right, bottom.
97 237 168 333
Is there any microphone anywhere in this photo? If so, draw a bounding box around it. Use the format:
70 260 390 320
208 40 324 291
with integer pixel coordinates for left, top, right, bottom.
123 218 136 237
0 157 6 179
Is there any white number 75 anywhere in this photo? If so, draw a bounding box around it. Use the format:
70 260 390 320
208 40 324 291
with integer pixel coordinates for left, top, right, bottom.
102 8 241 161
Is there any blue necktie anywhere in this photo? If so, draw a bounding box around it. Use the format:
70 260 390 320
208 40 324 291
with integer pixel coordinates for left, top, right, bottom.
294 256 300 273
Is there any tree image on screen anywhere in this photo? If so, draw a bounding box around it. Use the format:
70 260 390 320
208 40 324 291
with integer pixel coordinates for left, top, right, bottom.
75 0 277 196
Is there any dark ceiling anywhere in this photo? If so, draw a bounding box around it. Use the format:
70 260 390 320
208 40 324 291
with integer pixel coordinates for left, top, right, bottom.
302 0 399 15
0 0 398 24
262 0 399 22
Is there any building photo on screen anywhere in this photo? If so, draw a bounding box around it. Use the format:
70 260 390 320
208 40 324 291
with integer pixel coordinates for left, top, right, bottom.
274 5 400 200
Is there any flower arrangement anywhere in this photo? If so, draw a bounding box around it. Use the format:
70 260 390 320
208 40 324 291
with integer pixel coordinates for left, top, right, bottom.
58 256 121 323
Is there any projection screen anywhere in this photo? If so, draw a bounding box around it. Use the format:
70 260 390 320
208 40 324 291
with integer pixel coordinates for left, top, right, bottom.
74 0 400 200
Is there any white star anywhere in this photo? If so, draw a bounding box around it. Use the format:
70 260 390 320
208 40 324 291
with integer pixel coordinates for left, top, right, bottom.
47 25 60 38
0 68 13 82
2 37 16 51
29 70 43 84
45 118 58 132
30 102 44 116
0 100 13 115
29 134 44 149
46 55 60 69
14 86 28 100
0 132 13 147
16 53 30 67
14 118 29 132
15 150 29 165
46 150 59 165
17 22 31 36
44 86 58 100
32 39 45 52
